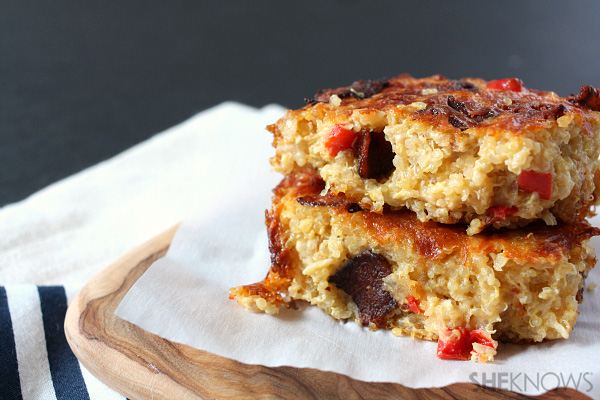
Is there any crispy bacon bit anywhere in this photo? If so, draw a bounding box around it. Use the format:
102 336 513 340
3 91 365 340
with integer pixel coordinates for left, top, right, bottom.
447 95 468 114
486 78 524 92
448 114 472 131
577 287 584 303
436 327 496 360
348 79 390 99
306 78 389 104
325 124 358 157
566 85 600 111
577 269 589 303
355 130 395 179
518 171 552 200
468 107 495 123
405 296 423 314
306 88 335 104
445 95 495 130
324 125 395 176
297 194 349 208
347 203 365 213
329 250 397 327
540 103 566 120
297 194 363 213
449 80 478 91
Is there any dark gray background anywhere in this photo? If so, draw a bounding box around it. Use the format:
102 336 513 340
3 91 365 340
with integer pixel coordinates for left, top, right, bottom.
2 1 600 206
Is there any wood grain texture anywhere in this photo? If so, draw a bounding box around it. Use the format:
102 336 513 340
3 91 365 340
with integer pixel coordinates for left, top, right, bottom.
64 226 592 400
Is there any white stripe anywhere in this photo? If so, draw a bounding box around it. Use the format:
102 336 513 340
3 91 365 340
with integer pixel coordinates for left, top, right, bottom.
64 285 126 400
6 284 57 400
80 366 127 400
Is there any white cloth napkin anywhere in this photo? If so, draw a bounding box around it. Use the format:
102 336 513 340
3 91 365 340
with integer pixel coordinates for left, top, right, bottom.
0 102 285 400
0 102 285 286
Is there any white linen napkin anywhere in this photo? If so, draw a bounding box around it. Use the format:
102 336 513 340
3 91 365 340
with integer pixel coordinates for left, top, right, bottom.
0 102 285 286
0 102 284 399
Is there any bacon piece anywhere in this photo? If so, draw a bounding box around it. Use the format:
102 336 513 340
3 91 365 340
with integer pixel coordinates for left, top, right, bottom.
297 194 349 208
348 79 390 99
567 85 600 111
355 130 395 179
297 194 364 213
305 78 390 104
447 114 471 130
446 95 495 128
447 95 469 114
448 80 478 91
576 269 589 303
329 250 397 327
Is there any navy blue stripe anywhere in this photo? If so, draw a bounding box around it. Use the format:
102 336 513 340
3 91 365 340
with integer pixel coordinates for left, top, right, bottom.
0 287 23 400
38 286 89 400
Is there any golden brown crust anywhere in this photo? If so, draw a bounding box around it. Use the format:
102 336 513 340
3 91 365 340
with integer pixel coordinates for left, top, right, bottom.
231 171 598 350
242 171 600 303
347 208 600 264
303 74 599 135
230 171 325 306
281 171 600 264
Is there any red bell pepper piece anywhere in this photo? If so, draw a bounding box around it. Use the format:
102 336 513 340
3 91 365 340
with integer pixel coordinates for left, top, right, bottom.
437 327 495 360
486 78 523 92
324 124 357 157
487 206 518 224
469 329 496 348
518 171 552 200
437 327 472 360
405 296 423 314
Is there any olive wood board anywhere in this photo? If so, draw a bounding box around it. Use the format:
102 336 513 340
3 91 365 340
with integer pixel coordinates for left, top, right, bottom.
64 225 591 400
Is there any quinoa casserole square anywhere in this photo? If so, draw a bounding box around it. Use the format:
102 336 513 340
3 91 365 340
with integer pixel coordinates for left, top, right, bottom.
230 75 600 362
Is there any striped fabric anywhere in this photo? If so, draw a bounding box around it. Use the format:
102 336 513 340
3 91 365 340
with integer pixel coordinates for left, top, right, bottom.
0 285 126 400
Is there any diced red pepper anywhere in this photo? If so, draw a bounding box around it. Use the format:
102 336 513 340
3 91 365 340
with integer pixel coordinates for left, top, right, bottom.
469 329 495 348
486 78 523 92
405 296 423 314
481 206 519 230
436 327 495 360
517 171 552 200
437 327 472 360
488 206 518 222
324 124 358 157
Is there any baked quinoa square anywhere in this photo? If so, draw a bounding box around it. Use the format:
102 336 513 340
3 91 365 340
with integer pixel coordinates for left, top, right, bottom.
229 171 599 362
270 75 600 234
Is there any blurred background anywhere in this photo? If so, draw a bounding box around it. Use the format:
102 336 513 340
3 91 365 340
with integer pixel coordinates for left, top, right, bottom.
2 0 600 207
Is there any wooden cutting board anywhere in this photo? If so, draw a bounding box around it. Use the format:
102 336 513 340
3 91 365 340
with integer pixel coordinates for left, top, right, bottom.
64 226 591 400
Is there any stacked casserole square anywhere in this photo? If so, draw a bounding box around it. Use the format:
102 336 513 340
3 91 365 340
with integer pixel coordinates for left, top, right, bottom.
230 75 600 361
